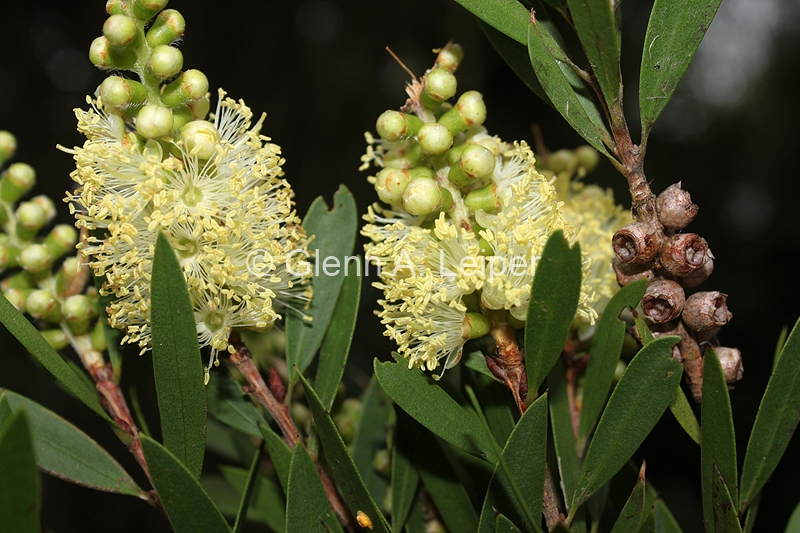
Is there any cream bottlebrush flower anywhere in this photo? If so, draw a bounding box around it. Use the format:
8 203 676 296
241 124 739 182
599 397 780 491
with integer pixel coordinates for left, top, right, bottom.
64 90 311 376
560 181 633 323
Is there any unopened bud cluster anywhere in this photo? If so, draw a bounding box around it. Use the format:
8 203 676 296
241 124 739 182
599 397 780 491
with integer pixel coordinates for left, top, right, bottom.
90 0 209 139
616 183 741 399
361 45 630 374
0 131 102 352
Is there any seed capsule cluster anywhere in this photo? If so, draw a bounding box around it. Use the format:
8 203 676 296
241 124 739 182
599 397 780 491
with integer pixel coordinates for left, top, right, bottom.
90 0 209 138
614 182 741 401
0 131 102 351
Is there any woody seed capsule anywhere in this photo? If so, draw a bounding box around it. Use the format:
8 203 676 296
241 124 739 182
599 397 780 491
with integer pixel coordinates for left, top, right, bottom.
641 278 685 323
681 250 714 288
716 347 743 384
657 182 698 230
612 222 661 265
612 257 655 287
682 291 732 333
659 233 709 277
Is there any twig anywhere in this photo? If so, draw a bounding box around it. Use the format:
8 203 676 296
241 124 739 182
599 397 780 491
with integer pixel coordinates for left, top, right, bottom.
485 310 528 413
543 465 565 530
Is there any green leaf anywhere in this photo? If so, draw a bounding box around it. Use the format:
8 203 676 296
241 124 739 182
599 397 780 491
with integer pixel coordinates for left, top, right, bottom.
740 317 800 510
654 499 683 533
635 314 655 345
315 260 361 410
150 232 206 478
298 372 391 533
417 432 480 533
701 348 739 528
3 390 143 497
774 326 789 370
578 279 648 451
638 0 723 141
669 386 701 446
207 369 267 438
393 408 421 533
351 375 392 506
0 410 40 533
231 444 264 533
471 372 516 448
0 293 111 423
708 464 742 533
220 466 286 532
526 17 613 156
609 463 647 533
478 393 548 533
286 185 358 381
465 350 502 382
566 0 621 108
786 496 800 533
141 435 231 533
454 0 530 44
374 359 497 463
548 362 582 514
0 391 11 428
405 497 427 533
525 230 583 399
259 423 292 494
571 336 682 511
742 492 759 533
285 442 344 533
497 514 523 533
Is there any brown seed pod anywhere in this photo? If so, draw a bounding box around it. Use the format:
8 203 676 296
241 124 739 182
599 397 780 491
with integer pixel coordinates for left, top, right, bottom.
657 182 699 230
659 233 709 277
680 250 714 288
613 257 655 287
716 347 744 384
612 222 661 265
682 291 732 333
642 278 685 323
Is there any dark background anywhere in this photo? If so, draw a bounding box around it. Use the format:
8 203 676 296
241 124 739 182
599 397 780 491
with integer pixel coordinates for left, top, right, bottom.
2 0 800 531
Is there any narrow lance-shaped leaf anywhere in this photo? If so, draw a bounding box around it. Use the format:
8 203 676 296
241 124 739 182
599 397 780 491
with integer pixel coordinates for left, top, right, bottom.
286 185 358 381
740 316 800 511
786 497 800 533
548 362 581 509
571 336 682 512
315 260 361 410
375 359 497 463
0 410 40 533
454 0 530 44
609 463 647 533
393 408 421 533
151 232 207 479
527 15 614 157
351 375 392 506
639 0 723 142
4 390 144 498
0 293 111 423
141 435 232 533
701 348 739 527
566 0 621 109
298 372 391 533
207 369 268 439
708 464 743 533
478 393 548 533
496 514 524 533
578 279 648 451
220 466 286 533
285 443 344 533
259 423 292 494
525 230 582 399
232 443 264 533
669 386 701 446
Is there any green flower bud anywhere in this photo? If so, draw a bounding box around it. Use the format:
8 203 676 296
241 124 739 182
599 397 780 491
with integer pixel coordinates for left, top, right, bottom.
0 205 7 226
88 36 136 70
506 313 525 330
420 68 457 110
44 225 78 259
0 130 17 163
462 290 481 312
333 412 356 444
438 91 486 134
0 162 36 202
408 166 436 180
465 312 491 339
374 168 411 205
372 449 391 477
4 288 28 312
55 257 81 295
40 329 70 351
340 398 362 422
0 243 11 270
188 94 211 119
15 202 47 241
402 176 442 216
0 271 34 291
375 111 422 142
148 45 183 79
464 183 498 213
136 104 174 138
91 319 108 352
575 145 599 173
548 149 576 174
31 195 57 224
437 186 453 214
436 43 464 72
18 244 52 273
416 122 453 155
146 9 186 47
180 120 219 159
105 0 125 15
133 0 169 21
103 14 139 46
62 294 93 324
445 143 467 165
161 69 209 108
26 289 62 321
449 144 495 187
99 76 148 108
